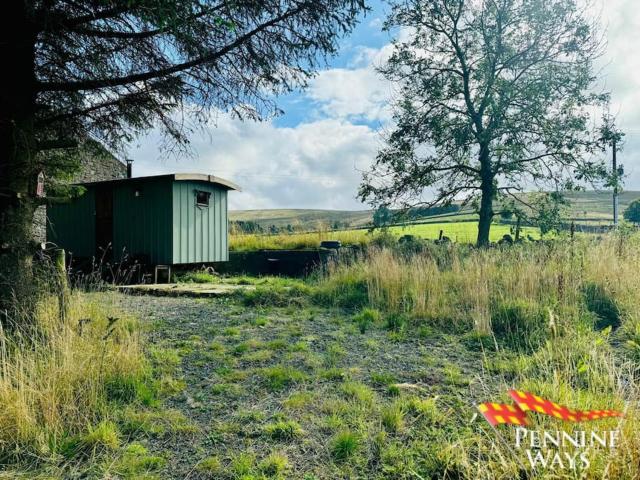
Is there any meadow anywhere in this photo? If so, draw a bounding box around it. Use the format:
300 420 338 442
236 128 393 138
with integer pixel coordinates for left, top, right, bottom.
3 233 640 479
229 221 540 251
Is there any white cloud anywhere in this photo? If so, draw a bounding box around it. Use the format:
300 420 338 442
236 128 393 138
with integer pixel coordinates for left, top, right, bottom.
306 43 395 124
594 0 640 188
128 115 380 210
126 4 640 212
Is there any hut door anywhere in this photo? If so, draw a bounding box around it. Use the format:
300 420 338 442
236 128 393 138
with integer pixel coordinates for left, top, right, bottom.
95 187 114 259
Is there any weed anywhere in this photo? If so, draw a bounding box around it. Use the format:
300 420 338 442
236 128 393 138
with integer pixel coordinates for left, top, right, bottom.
353 308 380 333
341 381 375 405
325 342 346 367
114 443 166 477
196 455 222 474
385 312 407 332
371 372 396 386
223 327 241 336
330 431 359 460
583 283 622 330
243 350 274 363
264 420 303 440
381 403 405 433
262 366 307 391
283 392 314 410
320 367 347 381
490 300 547 352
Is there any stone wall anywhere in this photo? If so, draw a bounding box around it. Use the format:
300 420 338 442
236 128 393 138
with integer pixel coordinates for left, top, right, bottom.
33 143 127 243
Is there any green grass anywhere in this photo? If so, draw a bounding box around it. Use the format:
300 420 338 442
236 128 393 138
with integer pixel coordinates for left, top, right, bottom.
230 220 540 251
18 232 639 479
230 191 640 233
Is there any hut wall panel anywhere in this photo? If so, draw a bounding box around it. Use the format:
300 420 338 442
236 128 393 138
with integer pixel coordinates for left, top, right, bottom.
46 189 96 257
112 178 173 264
172 181 228 264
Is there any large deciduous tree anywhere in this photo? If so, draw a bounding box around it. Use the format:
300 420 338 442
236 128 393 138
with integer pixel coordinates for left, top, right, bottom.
359 0 610 246
0 0 365 311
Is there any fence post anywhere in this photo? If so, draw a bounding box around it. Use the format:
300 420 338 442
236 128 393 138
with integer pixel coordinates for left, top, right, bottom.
55 249 69 322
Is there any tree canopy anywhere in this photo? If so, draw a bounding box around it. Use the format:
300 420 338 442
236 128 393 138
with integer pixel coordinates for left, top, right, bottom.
0 0 366 313
359 0 612 246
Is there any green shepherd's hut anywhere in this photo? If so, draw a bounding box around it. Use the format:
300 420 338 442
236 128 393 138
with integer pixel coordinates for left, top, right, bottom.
47 173 240 265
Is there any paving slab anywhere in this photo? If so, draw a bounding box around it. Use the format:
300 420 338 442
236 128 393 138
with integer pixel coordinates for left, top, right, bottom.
117 283 254 297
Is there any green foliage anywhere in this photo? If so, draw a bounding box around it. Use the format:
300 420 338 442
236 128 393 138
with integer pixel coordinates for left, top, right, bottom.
532 192 569 237
330 431 359 461
624 199 640 224
175 270 219 284
313 278 369 310
341 381 375 405
196 455 222 474
259 452 289 477
264 420 303 440
60 421 120 458
373 206 395 228
381 403 405 433
262 366 307 391
490 300 548 352
115 443 166 477
583 283 622 330
385 312 407 332
353 308 380 333
360 0 610 246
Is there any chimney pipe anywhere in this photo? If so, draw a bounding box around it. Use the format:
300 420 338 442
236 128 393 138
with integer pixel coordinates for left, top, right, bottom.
126 158 133 178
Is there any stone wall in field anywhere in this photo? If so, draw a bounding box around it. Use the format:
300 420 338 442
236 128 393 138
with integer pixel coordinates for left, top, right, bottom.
33 143 127 243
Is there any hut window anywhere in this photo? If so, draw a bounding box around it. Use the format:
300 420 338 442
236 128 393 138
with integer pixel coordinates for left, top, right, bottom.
196 190 211 207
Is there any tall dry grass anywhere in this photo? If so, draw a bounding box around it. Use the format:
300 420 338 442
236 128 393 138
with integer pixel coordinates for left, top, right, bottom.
316 234 640 478
320 235 640 333
0 292 147 465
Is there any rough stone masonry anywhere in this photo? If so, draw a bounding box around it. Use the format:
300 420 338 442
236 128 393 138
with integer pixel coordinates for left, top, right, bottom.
32 142 127 243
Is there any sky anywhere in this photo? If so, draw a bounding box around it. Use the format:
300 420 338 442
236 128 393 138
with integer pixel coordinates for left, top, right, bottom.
127 0 640 211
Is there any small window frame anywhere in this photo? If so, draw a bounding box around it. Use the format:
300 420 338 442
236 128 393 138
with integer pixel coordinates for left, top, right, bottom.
195 190 211 207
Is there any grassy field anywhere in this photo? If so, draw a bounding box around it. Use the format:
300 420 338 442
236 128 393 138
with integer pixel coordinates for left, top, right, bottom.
230 190 640 232
5 234 640 478
229 221 540 251
106 235 640 478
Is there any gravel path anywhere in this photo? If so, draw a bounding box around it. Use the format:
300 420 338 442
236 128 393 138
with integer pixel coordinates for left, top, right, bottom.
113 293 492 479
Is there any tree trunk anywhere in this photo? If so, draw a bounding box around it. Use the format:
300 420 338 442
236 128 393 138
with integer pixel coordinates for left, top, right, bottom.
0 3 39 323
476 145 494 247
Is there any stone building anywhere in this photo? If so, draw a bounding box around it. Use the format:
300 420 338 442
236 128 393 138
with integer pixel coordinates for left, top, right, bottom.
33 142 127 243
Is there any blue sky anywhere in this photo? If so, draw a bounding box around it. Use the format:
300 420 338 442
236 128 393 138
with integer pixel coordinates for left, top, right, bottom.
128 0 640 212
273 1 390 129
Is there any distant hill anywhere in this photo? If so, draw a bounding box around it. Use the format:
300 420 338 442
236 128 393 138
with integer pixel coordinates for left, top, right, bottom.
230 191 640 231
229 209 374 231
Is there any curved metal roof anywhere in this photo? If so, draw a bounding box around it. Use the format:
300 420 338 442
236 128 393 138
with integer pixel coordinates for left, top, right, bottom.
79 173 241 191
